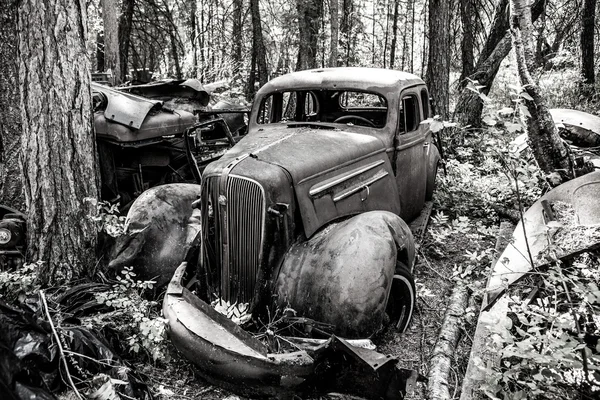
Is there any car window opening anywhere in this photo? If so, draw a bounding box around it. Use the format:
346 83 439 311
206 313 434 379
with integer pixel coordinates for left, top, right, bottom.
258 90 388 128
399 94 421 133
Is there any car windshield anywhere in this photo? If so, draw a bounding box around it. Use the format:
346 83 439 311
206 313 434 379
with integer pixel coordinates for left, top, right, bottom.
257 90 388 128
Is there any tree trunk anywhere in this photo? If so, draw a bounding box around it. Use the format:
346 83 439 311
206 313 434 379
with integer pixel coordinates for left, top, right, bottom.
247 0 268 98
232 0 243 74
425 0 451 118
0 0 24 211
296 0 323 70
459 0 475 85
510 0 573 180
390 0 400 69
581 0 596 86
18 0 99 284
118 0 134 82
328 0 339 67
340 0 353 67
453 0 545 127
100 0 121 85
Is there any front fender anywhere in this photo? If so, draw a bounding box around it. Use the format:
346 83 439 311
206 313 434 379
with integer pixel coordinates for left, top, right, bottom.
275 211 415 338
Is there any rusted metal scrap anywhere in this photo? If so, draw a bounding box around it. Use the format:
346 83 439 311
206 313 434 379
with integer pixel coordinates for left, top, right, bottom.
163 262 422 399
483 171 600 309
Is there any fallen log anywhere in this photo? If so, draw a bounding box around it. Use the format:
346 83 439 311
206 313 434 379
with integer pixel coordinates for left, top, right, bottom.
427 283 470 400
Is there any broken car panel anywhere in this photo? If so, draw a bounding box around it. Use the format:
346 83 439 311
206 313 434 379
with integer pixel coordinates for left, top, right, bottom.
161 67 440 397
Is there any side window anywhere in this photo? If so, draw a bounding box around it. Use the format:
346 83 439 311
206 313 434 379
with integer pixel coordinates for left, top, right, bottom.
258 94 275 124
400 94 420 133
420 89 430 119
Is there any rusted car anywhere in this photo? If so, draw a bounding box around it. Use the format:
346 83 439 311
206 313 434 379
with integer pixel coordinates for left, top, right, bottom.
0 81 247 269
160 67 440 397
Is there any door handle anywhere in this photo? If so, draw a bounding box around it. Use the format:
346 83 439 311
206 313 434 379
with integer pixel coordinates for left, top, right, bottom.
423 142 430 148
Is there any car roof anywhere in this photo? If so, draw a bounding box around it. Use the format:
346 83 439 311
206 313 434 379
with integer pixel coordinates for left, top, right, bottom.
257 67 425 95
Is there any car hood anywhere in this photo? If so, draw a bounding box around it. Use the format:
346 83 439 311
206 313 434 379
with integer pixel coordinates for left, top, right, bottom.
207 125 399 237
218 125 386 182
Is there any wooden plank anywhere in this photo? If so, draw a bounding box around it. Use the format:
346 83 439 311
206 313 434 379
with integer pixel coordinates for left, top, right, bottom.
409 201 434 244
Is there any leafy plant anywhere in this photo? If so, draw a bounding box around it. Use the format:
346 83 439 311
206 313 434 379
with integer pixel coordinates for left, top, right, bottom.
0 261 41 301
90 267 169 363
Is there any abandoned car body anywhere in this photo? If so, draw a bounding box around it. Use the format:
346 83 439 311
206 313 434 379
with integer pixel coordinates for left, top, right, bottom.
162 68 440 395
0 82 246 269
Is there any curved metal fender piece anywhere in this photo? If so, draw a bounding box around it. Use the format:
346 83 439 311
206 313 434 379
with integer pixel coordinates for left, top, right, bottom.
108 184 202 286
549 108 600 147
163 262 422 399
275 211 415 338
483 171 600 309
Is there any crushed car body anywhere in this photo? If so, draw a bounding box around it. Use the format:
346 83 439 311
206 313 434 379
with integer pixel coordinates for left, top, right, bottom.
0 82 247 269
159 67 440 397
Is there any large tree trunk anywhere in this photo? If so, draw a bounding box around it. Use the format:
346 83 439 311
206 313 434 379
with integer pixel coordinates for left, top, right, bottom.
18 0 99 284
510 0 572 180
581 0 596 86
453 0 545 127
101 0 121 85
328 0 339 67
296 0 323 70
425 0 451 118
0 0 23 211
118 0 134 82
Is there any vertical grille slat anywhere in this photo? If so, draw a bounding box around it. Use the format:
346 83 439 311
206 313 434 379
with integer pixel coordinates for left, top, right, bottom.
202 174 265 304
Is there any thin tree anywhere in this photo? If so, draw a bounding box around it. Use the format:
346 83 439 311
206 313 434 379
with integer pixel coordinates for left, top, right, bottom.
18 0 99 284
389 0 400 69
425 0 451 118
247 0 268 98
119 0 135 81
329 0 339 67
509 0 572 180
101 0 121 85
297 0 324 70
581 0 596 88
459 0 475 85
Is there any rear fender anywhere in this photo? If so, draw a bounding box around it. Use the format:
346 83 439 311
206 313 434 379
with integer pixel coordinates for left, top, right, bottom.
274 211 415 338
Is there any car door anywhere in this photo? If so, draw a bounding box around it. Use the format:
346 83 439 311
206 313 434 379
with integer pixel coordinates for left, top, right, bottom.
394 90 429 221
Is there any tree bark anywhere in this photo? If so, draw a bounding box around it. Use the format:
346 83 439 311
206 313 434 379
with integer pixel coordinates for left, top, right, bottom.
510 0 573 180
328 0 339 67
428 283 470 400
425 0 451 119
232 0 243 75
453 0 545 127
118 0 134 82
459 0 475 85
390 0 400 69
18 0 99 284
247 0 268 98
0 0 24 211
581 0 596 86
296 0 323 70
101 0 121 85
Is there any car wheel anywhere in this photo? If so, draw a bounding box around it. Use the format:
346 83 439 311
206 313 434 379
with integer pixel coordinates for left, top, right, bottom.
386 261 416 333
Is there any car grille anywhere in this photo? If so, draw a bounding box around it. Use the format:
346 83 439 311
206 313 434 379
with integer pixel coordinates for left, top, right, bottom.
202 175 265 303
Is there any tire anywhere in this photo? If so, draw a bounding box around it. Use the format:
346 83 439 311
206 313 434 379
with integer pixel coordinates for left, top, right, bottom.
386 261 416 333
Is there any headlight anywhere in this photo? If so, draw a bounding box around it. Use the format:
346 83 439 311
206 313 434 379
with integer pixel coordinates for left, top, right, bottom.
0 228 11 245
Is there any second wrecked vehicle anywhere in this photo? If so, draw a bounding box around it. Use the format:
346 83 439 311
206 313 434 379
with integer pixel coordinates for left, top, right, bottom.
156 67 440 396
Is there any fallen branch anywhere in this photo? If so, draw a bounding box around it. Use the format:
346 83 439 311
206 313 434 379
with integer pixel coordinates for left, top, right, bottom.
427 283 470 400
40 290 84 400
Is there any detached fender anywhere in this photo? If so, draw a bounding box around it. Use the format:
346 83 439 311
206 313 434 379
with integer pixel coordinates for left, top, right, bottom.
275 211 415 338
108 183 201 286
